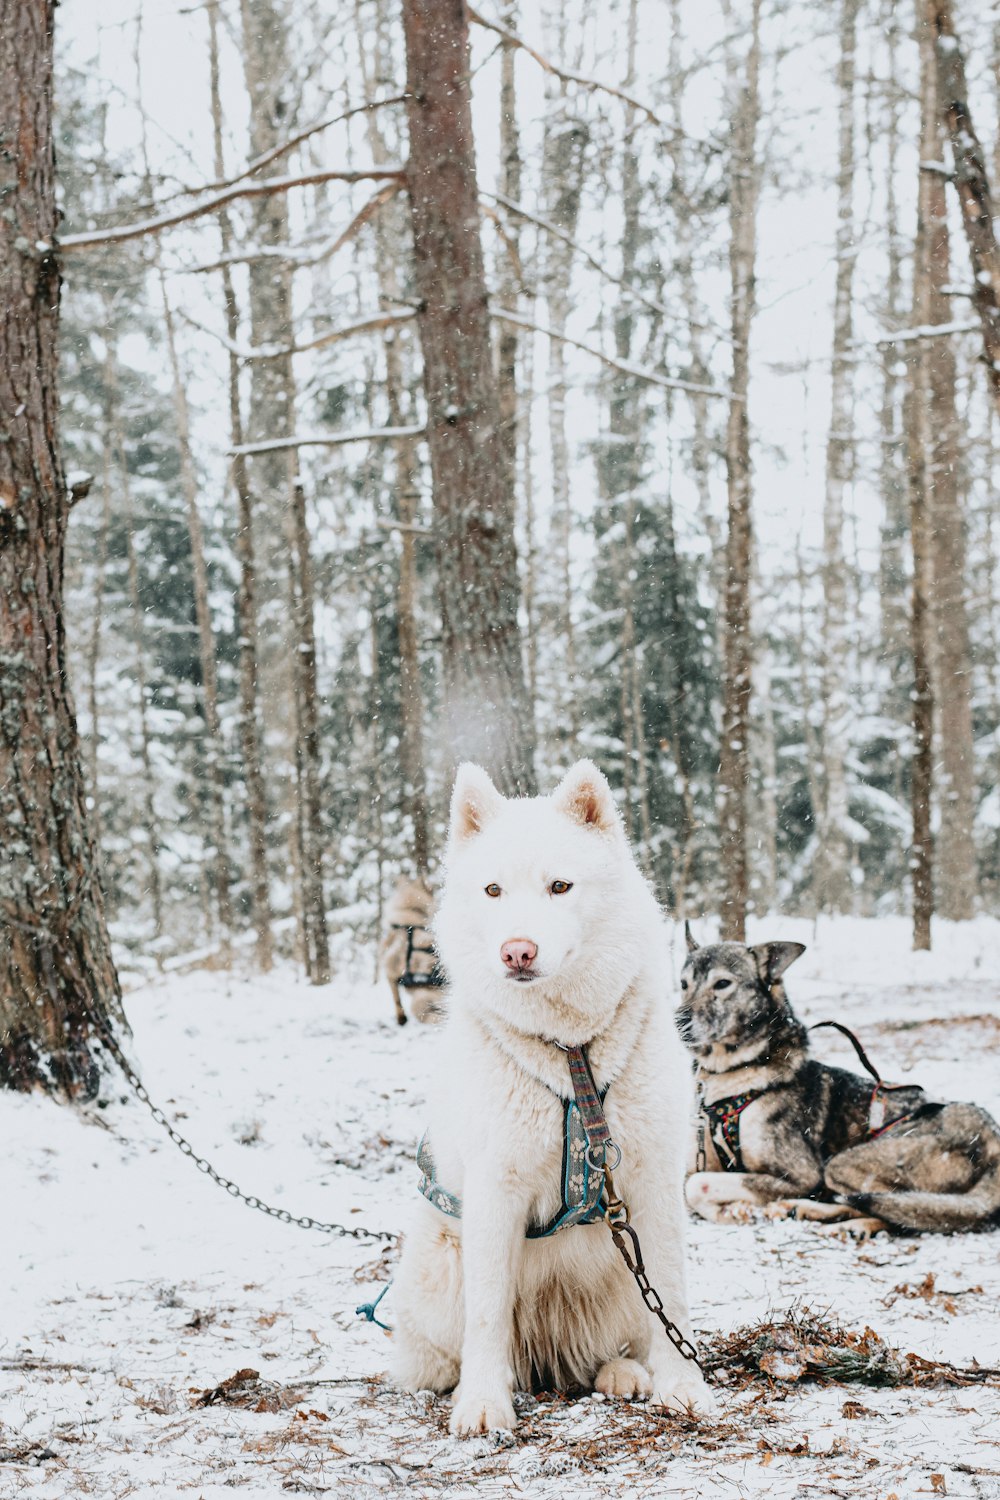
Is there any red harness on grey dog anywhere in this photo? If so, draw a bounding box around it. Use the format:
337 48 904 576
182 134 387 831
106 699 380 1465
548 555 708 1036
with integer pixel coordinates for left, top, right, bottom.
699 1022 932 1174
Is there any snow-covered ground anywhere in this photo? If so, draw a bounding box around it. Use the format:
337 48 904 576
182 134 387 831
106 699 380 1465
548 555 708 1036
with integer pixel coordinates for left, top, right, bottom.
3 917 1000 1499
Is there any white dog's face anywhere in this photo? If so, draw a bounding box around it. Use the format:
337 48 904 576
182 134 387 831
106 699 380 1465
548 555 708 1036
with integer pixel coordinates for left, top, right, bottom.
435 760 652 1035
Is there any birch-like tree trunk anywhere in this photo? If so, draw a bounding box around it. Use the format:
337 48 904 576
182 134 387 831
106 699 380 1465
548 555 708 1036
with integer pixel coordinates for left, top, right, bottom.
401 0 536 795
0 0 125 1094
208 0 273 970
718 0 762 942
929 0 1000 419
924 35 977 921
815 0 860 916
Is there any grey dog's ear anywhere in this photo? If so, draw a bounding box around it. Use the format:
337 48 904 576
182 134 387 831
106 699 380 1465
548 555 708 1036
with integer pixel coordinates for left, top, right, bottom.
684 920 699 954
750 941 806 984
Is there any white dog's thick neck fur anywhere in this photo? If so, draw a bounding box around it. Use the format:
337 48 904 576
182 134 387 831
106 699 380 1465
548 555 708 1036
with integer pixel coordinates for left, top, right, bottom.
391 761 716 1435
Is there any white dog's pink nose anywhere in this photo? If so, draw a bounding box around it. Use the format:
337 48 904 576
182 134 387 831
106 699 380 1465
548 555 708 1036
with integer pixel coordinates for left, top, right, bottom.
501 939 538 972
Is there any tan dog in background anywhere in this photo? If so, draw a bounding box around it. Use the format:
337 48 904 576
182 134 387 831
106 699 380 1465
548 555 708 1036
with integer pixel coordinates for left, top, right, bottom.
379 877 443 1026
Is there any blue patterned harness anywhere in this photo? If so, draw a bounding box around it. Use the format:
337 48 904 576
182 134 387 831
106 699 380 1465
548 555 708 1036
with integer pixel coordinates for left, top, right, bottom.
417 1084 609 1238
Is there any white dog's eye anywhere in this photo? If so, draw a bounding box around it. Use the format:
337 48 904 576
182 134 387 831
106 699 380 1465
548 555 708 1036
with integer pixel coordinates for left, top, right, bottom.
484 883 502 898
549 880 573 896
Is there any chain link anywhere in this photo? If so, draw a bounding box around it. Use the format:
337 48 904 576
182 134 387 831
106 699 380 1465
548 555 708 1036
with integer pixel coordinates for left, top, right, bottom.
600 1163 703 1372
95 1026 398 1245
608 1220 702 1367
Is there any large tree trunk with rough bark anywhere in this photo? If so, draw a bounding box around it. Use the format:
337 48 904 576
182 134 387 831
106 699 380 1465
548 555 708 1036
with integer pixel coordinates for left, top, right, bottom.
815 0 860 916
718 0 762 943
402 0 536 796
929 0 1000 419
0 0 125 1095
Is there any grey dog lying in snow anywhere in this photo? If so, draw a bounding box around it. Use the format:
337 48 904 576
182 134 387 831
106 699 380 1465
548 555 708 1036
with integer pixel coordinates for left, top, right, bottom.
676 929 1000 1234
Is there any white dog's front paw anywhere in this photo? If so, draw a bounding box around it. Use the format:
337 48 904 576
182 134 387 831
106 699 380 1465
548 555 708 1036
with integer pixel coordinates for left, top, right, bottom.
651 1372 718 1421
449 1389 517 1437
595 1357 653 1399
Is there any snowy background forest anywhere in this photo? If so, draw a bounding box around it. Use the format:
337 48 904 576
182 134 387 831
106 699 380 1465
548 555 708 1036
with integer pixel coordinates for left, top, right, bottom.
54 0 1000 971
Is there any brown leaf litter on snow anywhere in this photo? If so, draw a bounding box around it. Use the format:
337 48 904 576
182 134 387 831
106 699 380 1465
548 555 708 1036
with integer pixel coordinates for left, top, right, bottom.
880 1270 984 1314
704 1306 1000 1391
193 1367 304 1413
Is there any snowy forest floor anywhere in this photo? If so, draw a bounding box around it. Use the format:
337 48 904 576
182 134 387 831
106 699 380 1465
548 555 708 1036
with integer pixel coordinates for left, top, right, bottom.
3 917 1000 1500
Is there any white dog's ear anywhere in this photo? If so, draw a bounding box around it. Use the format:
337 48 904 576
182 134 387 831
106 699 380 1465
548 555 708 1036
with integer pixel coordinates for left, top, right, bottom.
449 763 504 844
552 760 620 835
750 941 806 983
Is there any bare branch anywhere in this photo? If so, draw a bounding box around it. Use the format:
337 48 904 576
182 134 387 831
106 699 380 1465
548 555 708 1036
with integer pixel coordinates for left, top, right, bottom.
873 319 980 347
468 7 667 127
57 167 406 250
180 306 416 361
376 517 433 536
230 423 425 458
188 180 403 274
490 307 733 399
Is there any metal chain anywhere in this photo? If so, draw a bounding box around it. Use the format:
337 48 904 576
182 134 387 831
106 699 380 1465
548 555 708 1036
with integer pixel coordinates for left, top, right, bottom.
94 1025 398 1245
601 1166 703 1371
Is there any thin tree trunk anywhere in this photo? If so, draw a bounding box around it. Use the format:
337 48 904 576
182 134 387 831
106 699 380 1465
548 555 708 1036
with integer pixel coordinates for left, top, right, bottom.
291 481 330 983
86 411 112 838
878 3 909 700
357 12 431 875
401 0 536 796
929 0 1000 419
497 7 522 506
105 333 164 942
718 0 762 942
925 43 977 921
542 106 588 750
815 0 860 916
157 269 234 954
208 0 273 969
0 0 125 1095
906 24 938 952
239 0 329 975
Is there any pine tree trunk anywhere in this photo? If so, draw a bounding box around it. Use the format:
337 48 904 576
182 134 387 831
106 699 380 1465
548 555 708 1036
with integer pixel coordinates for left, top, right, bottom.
924 52 977 921
906 24 938 951
401 0 536 796
209 0 273 970
0 0 125 1095
929 0 1000 419
496 9 522 508
718 0 762 943
815 0 860 916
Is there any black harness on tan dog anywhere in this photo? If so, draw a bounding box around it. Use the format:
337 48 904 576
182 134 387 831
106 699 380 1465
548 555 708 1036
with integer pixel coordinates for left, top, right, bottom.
698 1020 937 1175
391 924 446 990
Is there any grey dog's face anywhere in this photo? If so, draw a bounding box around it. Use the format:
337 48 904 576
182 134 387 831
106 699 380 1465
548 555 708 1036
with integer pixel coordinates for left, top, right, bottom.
675 936 806 1062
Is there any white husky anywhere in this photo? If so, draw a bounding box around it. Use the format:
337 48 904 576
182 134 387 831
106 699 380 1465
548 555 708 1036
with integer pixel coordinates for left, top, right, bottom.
392 760 715 1435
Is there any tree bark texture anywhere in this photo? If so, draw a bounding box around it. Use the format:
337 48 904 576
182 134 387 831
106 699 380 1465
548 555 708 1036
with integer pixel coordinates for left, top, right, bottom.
929 0 1000 419
240 0 329 975
906 25 938 951
718 0 762 943
209 0 273 969
0 0 125 1095
923 31 977 921
402 0 536 797
815 0 860 916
